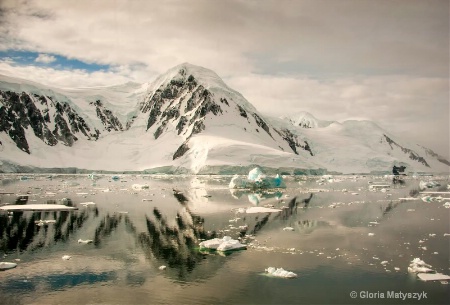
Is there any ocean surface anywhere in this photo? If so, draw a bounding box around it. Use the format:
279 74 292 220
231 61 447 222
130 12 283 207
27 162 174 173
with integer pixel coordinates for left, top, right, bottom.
0 174 449 305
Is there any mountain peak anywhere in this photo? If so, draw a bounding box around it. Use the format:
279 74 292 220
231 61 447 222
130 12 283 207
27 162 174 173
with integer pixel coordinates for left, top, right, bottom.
283 111 333 128
151 63 228 92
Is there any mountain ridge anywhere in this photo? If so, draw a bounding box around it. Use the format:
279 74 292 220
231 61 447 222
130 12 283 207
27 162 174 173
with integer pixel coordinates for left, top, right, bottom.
0 63 448 174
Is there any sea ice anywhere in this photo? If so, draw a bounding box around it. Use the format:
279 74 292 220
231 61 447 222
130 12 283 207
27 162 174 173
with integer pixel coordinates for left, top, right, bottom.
78 239 93 244
265 267 297 278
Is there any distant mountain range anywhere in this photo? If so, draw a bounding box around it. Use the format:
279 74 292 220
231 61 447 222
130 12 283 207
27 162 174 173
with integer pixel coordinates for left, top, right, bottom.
0 63 448 174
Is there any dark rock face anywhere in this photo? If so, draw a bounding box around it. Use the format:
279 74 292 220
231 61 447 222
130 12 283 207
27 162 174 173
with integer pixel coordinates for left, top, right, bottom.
252 113 272 138
421 146 450 166
90 100 123 132
383 135 429 167
274 128 314 156
173 142 190 160
237 105 248 118
0 90 98 153
140 71 222 141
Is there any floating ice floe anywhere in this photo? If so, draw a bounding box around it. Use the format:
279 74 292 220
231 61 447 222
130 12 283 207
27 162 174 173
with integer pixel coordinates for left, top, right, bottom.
34 219 56 226
417 273 450 281
0 204 77 211
368 233 375 236
132 184 150 190
0 262 17 270
245 207 282 214
408 258 450 281
419 180 440 190
283 227 294 231
229 167 286 190
265 267 297 278
78 239 93 244
443 202 450 208
199 236 246 252
62 255 71 260
398 197 418 201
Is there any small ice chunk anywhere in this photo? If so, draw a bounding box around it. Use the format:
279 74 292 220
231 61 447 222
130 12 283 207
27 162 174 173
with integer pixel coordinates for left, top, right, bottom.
0 262 17 270
394 267 400 271
62 255 71 260
265 267 297 278
132 184 149 191
283 227 294 231
158 265 167 270
368 233 375 236
381 261 388 265
78 239 93 244
79 202 96 206
443 202 450 208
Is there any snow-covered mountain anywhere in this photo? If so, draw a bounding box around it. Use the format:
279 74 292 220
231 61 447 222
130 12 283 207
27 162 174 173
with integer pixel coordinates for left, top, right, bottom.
0 63 448 174
281 111 333 129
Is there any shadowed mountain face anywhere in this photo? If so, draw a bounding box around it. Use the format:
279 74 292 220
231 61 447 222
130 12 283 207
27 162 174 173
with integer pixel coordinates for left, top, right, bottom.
0 90 128 154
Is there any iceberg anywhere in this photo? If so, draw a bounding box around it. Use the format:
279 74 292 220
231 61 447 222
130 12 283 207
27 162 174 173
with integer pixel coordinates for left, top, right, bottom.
265 267 297 278
408 258 433 274
216 239 247 251
248 167 265 181
199 236 246 252
229 168 286 190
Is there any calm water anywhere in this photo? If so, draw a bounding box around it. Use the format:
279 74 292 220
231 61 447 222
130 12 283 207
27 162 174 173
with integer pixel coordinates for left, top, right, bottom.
0 174 449 305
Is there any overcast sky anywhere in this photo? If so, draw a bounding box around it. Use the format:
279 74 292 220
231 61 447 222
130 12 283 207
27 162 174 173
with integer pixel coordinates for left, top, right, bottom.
0 0 448 157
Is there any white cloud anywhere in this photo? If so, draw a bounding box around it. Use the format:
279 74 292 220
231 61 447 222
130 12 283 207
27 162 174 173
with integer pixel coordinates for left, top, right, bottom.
0 0 448 156
0 59 147 88
35 53 56 64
